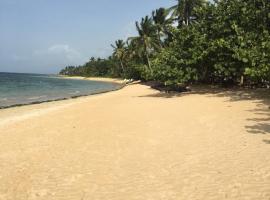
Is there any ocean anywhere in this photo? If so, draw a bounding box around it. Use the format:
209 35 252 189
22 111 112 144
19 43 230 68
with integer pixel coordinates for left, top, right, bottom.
0 72 121 108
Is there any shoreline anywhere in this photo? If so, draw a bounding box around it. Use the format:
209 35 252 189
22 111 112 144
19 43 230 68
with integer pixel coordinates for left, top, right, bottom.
0 76 126 110
0 84 126 127
59 75 127 84
0 76 127 127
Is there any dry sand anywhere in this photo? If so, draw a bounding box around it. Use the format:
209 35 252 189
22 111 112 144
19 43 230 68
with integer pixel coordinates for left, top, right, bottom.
0 82 269 200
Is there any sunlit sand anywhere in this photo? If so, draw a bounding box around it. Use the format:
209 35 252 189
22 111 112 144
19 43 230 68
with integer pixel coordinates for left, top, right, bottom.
0 82 269 200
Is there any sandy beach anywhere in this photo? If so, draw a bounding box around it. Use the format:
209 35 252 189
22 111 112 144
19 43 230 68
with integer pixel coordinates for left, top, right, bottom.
61 76 127 84
0 82 270 200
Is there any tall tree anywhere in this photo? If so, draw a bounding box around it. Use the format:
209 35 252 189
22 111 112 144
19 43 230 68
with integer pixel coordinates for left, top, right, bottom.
129 16 160 71
169 0 205 27
152 7 172 46
111 40 126 75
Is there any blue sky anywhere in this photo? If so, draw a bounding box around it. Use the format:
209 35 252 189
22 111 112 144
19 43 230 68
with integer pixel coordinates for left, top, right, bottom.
0 0 175 74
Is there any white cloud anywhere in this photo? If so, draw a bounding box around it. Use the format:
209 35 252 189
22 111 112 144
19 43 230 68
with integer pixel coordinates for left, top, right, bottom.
33 44 87 65
47 44 82 62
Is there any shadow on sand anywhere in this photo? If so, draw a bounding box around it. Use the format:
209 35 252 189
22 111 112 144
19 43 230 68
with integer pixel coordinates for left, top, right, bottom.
138 83 270 140
263 139 270 144
245 107 270 136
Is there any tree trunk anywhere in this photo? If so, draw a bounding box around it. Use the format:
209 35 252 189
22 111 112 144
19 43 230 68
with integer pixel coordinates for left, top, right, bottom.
240 75 244 86
120 59 125 77
202 65 208 82
158 31 163 48
178 17 182 28
186 8 190 26
145 51 152 72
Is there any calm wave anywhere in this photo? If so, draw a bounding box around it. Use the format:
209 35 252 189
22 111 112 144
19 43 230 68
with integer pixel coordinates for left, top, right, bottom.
0 72 122 108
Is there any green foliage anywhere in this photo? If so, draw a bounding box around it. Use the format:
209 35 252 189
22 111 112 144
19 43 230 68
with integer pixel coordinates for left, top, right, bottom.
150 0 270 86
151 27 200 85
125 63 148 80
59 57 121 78
152 7 172 46
60 0 270 88
129 16 160 71
111 40 126 76
169 0 206 27
211 0 270 84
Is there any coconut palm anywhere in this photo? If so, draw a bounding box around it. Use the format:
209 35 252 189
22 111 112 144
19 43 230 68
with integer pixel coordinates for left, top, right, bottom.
152 7 172 46
169 0 205 27
111 40 126 75
129 16 160 71
125 39 141 61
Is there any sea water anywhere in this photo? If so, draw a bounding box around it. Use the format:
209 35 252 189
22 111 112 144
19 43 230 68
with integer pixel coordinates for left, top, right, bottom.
0 72 121 108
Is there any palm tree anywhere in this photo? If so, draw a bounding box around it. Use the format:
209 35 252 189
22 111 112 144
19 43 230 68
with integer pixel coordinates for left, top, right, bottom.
169 0 205 27
152 7 172 46
129 16 160 71
90 57 95 62
111 40 126 75
125 39 141 61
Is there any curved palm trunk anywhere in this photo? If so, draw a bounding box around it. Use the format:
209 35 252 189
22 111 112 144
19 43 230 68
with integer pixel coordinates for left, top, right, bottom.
178 16 182 28
145 51 152 72
186 7 191 26
143 43 152 72
119 59 125 77
185 12 189 26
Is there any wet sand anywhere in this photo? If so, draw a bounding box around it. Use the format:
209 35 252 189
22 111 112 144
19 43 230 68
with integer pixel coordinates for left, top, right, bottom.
0 82 269 200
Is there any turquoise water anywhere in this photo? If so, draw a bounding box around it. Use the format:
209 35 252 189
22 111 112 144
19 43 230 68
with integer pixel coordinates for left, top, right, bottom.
0 72 121 108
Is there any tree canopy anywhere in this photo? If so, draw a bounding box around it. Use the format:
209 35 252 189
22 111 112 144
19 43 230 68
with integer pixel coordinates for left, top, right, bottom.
60 0 270 88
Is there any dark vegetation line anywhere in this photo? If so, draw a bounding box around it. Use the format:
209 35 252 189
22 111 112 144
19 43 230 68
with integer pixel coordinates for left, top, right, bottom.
59 0 270 90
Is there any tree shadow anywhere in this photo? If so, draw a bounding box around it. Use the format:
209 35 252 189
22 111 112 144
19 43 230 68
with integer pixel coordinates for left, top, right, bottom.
138 92 186 98
245 106 270 136
263 139 270 144
193 86 270 138
139 83 270 102
138 83 270 141
246 124 270 134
